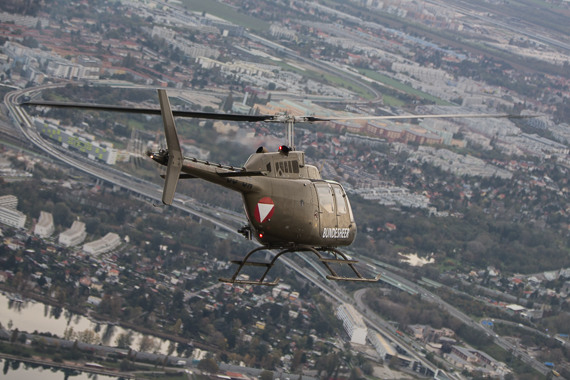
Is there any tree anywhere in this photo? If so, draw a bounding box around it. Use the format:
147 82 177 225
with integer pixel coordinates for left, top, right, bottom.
138 335 156 352
10 328 19 343
361 360 374 376
222 93 234 112
388 355 400 369
116 332 133 348
167 340 176 357
63 327 75 340
198 357 219 373
77 329 99 344
291 350 304 372
171 318 182 335
53 202 73 226
260 370 273 380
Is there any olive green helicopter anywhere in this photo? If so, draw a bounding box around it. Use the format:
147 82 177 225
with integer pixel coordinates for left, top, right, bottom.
23 89 531 285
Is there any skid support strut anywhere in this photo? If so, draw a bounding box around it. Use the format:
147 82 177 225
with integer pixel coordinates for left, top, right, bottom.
219 245 380 286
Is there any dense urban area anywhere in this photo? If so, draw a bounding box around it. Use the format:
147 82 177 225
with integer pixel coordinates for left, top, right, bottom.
1 0 570 379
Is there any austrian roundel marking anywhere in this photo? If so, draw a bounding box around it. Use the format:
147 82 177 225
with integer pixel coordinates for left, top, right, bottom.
255 197 275 223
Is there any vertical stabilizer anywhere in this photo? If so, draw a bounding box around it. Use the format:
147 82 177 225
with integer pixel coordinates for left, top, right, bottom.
157 89 183 205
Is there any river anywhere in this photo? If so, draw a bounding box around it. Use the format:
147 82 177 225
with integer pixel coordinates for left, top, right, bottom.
0 292 176 355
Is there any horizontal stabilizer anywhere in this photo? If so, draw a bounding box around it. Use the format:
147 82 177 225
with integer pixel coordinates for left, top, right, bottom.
161 173 197 179
326 274 382 282
217 171 265 177
219 277 280 286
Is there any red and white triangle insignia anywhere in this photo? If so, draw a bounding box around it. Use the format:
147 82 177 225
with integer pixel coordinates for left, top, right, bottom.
255 197 275 223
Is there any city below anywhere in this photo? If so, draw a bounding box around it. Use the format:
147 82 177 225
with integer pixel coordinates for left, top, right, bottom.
1 1 570 380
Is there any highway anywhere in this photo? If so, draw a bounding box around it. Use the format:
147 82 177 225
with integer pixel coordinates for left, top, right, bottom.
425 0 570 54
354 257 550 376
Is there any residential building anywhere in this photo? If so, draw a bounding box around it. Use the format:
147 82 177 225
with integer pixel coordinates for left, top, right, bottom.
34 211 55 238
368 331 397 360
336 303 367 345
83 232 121 256
0 195 18 209
59 221 87 247
0 195 26 229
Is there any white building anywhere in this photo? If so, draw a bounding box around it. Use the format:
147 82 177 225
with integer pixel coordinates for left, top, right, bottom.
83 232 121 256
34 211 55 238
59 221 87 247
336 303 367 345
368 331 397 360
0 195 18 209
270 24 296 40
0 195 26 229
46 59 100 81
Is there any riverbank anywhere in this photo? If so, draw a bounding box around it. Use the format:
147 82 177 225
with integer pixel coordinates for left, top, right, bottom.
0 352 133 378
0 338 192 379
0 284 197 354
0 283 232 360
0 284 197 353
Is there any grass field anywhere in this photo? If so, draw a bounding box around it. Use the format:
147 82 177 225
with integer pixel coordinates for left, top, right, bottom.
271 59 377 100
358 69 453 106
180 0 269 33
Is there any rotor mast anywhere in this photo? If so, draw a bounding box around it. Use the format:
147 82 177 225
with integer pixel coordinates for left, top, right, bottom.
274 114 299 150
287 119 294 150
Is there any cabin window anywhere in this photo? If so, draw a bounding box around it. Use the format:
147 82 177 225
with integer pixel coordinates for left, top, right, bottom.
316 184 334 213
292 160 299 173
276 161 300 174
266 163 271 172
333 185 347 214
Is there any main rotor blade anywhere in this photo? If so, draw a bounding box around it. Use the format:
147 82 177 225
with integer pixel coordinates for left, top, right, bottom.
22 100 541 123
303 113 539 122
21 100 276 122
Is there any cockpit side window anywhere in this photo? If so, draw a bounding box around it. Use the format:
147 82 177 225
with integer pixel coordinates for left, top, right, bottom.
332 184 347 215
316 183 334 213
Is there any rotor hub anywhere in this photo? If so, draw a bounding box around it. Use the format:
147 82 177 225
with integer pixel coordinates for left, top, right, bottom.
148 149 169 165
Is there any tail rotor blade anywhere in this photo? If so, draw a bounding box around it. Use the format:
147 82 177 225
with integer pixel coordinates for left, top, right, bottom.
157 89 183 205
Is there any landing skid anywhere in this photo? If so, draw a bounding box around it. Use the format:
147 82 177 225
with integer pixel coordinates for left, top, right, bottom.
219 245 380 286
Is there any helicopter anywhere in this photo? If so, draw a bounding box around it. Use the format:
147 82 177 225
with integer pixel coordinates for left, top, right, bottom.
23 89 533 285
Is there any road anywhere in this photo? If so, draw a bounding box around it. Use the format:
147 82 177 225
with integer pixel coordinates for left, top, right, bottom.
427 0 570 54
354 257 551 376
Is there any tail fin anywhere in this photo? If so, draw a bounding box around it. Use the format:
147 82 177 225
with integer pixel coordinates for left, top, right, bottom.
157 89 183 205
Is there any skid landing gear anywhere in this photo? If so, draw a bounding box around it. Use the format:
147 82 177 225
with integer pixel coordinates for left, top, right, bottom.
219 245 381 286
